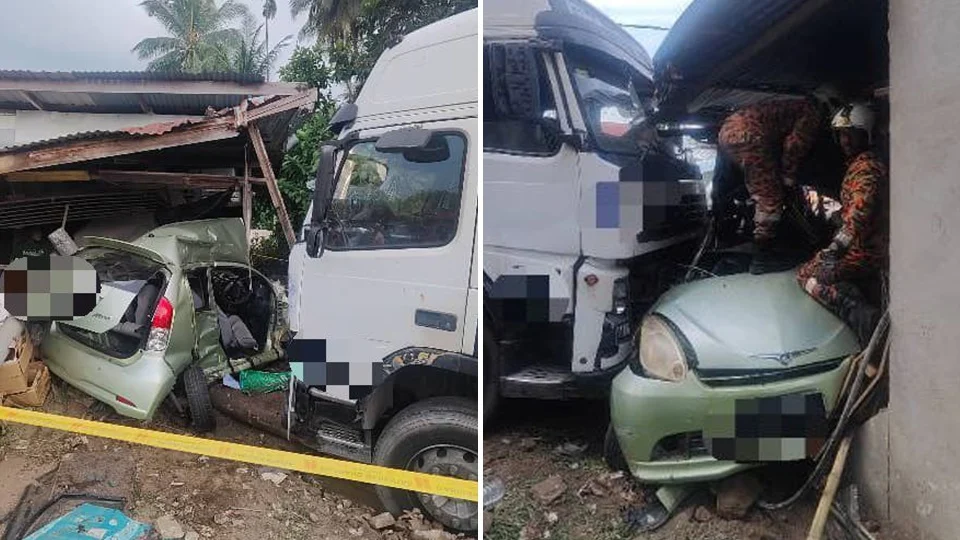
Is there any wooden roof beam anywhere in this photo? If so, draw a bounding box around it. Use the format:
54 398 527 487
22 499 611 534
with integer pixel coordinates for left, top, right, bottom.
94 170 267 189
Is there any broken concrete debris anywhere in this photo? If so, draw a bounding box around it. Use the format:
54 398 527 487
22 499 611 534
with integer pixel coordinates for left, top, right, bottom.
716 472 763 520
259 468 289 486
155 514 186 539
368 511 396 530
531 475 567 505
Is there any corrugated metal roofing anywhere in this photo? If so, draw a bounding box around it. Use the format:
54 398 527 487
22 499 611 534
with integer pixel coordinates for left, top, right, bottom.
653 0 888 122
0 70 304 116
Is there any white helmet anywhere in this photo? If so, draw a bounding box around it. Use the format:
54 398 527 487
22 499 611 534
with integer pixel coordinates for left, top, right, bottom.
812 83 844 110
831 102 876 142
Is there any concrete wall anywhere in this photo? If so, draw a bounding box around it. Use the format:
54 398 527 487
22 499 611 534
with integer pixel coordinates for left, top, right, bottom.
2 110 200 147
856 1 960 538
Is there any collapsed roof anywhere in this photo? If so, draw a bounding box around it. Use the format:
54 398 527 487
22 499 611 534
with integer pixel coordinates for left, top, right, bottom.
653 0 889 124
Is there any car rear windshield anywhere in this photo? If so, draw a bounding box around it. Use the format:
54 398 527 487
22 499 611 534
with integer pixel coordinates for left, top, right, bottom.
59 247 168 359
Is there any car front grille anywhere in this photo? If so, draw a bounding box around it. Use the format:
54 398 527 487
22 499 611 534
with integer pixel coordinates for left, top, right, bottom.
694 357 847 388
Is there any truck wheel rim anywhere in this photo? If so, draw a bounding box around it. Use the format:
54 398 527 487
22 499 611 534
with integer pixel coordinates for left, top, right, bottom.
408 444 479 531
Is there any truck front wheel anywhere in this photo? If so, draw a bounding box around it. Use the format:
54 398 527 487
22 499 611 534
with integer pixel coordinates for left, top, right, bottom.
373 397 478 533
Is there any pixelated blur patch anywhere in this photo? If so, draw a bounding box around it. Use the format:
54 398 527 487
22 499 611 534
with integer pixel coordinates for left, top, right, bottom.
1 255 100 321
486 274 569 323
287 338 380 401
704 392 828 462
596 181 643 231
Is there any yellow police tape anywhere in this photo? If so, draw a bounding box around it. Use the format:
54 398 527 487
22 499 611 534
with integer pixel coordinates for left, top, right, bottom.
0 406 478 502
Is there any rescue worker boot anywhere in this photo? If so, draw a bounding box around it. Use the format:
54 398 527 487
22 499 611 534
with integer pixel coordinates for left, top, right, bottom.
835 291 881 347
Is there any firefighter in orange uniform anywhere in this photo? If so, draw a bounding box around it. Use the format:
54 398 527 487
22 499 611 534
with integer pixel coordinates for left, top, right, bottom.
718 86 843 273
797 102 885 345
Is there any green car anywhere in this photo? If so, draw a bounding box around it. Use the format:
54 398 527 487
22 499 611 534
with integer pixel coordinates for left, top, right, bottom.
42 218 285 430
609 270 860 485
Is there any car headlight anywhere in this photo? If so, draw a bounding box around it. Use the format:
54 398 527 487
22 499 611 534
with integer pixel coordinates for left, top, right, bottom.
637 315 688 382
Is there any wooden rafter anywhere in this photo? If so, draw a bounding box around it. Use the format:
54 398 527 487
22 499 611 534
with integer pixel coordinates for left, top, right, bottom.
248 123 295 248
0 116 240 175
94 170 267 189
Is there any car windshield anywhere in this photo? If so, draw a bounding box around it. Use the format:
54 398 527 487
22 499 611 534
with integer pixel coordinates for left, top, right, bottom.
567 49 652 155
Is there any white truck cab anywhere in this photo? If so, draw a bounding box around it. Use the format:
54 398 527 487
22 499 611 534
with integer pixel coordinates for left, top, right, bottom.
285 8 478 533
483 0 708 412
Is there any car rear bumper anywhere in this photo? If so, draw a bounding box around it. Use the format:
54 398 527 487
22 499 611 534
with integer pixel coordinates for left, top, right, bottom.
609 356 851 484
42 329 176 420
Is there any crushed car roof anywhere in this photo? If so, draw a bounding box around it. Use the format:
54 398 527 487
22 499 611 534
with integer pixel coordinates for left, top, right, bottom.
85 218 249 268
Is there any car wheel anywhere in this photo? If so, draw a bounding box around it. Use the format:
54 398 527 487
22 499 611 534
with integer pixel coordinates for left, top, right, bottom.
373 397 478 534
604 424 630 473
183 366 216 433
483 324 500 422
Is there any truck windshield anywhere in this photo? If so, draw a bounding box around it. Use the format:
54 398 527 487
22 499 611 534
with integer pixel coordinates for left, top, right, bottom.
567 50 651 156
324 133 467 250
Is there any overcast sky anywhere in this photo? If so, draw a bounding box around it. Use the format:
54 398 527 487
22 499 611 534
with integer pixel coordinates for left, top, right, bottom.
0 0 690 78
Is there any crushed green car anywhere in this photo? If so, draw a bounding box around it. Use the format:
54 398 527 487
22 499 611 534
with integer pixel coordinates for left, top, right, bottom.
42 218 286 430
609 270 860 485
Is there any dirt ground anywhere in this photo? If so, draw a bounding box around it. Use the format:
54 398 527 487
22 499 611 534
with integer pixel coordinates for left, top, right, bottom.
484 399 890 540
0 378 473 540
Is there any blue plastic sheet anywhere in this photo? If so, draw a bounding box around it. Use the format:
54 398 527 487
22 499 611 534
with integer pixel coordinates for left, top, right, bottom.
24 503 151 540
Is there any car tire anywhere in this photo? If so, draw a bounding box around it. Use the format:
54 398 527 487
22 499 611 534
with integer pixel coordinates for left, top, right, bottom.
373 397 478 533
483 324 500 422
604 424 630 473
183 366 216 433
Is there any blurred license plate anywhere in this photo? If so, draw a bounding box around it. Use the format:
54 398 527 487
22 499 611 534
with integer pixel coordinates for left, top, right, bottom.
704 392 828 462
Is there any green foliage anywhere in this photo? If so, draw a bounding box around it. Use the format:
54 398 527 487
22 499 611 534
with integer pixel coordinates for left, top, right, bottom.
134 0 290 76
252 96 336 250
299 0 477 96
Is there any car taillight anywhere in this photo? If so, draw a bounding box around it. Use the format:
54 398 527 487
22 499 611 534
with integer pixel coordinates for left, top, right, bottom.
146 297 173 352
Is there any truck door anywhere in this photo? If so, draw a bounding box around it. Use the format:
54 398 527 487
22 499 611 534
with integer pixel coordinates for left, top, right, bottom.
296 119 477 403
483 42 583 256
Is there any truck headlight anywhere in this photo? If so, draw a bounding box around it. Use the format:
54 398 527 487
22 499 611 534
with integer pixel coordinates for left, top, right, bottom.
638 315 688 382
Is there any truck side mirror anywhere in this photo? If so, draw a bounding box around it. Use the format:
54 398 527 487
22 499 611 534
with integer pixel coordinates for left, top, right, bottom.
306 145 337 259
306 227 324 258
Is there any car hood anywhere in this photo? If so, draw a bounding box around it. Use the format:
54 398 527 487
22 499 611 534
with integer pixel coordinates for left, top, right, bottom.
653 271 861 372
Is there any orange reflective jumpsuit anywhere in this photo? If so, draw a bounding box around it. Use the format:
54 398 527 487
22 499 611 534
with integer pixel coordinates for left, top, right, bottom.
796 150 886 311
718 99 824 241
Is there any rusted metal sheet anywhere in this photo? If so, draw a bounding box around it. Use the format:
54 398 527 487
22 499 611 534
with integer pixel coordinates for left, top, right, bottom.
0 89 317 175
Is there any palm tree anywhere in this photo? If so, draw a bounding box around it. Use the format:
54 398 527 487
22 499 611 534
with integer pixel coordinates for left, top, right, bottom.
133 0 251 73
219 16 292 77
263 0 277 50
290 0 364 42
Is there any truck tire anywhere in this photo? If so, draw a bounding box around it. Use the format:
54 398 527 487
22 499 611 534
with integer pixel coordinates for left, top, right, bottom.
183 366 216 433
483 325 500 421
374 397 478 533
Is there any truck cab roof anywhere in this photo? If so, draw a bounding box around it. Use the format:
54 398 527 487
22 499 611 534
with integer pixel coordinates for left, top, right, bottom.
351 8 478 128
483 0 652 80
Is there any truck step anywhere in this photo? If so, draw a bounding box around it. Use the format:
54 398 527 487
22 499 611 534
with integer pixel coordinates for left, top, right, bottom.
501 365 576 399
315 421 372 463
